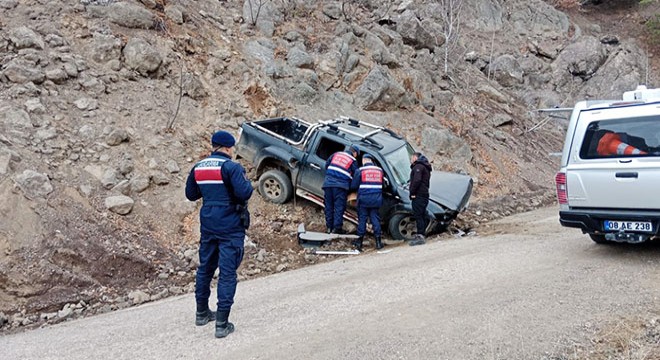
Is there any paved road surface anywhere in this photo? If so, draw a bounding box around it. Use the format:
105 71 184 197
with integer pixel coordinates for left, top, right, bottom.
2 207 660 359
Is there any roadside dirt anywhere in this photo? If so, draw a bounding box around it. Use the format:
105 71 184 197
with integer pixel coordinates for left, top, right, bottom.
3 207 660 360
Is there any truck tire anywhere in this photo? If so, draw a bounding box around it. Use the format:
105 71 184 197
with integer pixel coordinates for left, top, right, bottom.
589 234 610 244
388 213 417 241
258 170 293 204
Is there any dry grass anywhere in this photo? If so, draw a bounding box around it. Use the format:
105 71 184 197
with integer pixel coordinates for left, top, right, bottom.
554 317 660 360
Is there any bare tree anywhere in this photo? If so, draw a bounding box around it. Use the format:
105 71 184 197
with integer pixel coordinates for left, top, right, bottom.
435 0 464 74
247 0 269 26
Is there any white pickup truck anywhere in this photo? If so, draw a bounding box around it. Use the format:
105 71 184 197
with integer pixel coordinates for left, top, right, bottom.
556 85 660 244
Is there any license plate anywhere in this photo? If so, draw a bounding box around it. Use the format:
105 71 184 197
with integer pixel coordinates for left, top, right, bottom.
604 220 653 232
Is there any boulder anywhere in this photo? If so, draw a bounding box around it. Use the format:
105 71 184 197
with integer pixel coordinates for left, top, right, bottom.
0 106 31 130
165 160 180 174
122 38 162 76
577 42 647 99
165 5 184 24
364 33 399 68
74 98 99 111
3 60 45 84
24 98 45 114
45 68 69 84
509 1 569 35
553 36 606 80
353 66 410 111
486 55 524 88
88 2 156 29
182 73 208 100
129 175 150 193
291 82 317 104
128 290 150 304
45 34 67 47
322 1 342 20
527 39 562 60
9 26 44 50
35 127 57 142
106 128 129 146
0 0 18 9
243 39 278 77
105 195 134 215
287 46 314 69
566 38 607 78
79 75 106 95
395 10 439 51
89 34 123 64
150 171 169 185
15 170 53 200
101 169 120 189
421 127 473 166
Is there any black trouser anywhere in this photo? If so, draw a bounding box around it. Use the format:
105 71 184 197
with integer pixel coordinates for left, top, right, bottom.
412 197 429 236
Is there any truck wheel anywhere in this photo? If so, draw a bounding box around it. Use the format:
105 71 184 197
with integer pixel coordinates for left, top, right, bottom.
258 170 293 204
388 213 417 241
589 234 610 244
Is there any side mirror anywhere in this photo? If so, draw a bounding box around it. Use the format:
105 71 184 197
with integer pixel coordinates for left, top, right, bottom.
383 177 391 190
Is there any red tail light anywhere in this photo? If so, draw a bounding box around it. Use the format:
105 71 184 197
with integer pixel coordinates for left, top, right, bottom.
555 172 568 204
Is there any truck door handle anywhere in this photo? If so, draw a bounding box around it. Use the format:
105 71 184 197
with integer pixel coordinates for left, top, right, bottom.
615 172 638 178
310 163 321 170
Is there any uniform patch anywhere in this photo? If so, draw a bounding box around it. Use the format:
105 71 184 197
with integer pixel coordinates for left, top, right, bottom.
195 166 224 184
331 153 354 169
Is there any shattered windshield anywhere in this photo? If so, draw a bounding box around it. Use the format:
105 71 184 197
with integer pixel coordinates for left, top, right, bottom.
384 143 415 185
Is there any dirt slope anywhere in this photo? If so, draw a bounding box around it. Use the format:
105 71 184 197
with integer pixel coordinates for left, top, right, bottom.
0 0 655 333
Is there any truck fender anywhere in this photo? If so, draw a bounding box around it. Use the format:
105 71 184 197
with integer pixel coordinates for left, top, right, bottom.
255 146 298 175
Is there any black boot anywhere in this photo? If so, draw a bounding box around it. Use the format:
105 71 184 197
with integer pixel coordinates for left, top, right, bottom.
375 236 384 250
215 310 235 338
195 303 215 326
352 236 363 252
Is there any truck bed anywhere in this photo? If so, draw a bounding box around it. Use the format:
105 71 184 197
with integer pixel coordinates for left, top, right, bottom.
250 117 311 144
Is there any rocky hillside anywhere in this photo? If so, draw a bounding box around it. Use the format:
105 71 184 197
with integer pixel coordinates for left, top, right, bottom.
0 0 656 331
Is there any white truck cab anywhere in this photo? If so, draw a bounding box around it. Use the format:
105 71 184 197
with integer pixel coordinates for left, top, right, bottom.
556 85 660 244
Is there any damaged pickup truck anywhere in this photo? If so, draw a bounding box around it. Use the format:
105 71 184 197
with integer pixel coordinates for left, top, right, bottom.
236 116 473 240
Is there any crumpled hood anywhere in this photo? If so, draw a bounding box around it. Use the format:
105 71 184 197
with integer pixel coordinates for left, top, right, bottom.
428 171 473 211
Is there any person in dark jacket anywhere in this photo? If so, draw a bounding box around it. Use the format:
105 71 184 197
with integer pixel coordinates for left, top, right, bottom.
350 154 384 251
323 144 359 234
185 130 253 339
408 152 432 246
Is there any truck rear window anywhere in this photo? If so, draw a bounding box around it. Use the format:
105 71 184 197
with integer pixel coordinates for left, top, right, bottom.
580 115 660 159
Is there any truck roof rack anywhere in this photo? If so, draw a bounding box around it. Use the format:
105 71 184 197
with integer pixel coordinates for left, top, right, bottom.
317 119 385 149
338 116 403 139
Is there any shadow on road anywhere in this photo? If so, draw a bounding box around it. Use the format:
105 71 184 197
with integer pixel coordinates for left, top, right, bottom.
586 239 660 261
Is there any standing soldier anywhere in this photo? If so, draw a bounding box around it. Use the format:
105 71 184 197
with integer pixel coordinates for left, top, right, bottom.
185 130 253 339
323 144 359 234
350 153 384 251
408 152 432 246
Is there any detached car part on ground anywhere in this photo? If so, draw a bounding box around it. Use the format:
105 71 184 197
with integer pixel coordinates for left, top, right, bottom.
236 116 473 240
553 86 660 244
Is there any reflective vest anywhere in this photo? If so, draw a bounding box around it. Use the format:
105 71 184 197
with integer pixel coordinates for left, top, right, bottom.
597 133 647 156
358 165 383 194
324 152 356 188
194 156 232 206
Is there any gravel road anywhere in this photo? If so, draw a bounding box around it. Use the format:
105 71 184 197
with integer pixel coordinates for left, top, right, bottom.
2 207 659 359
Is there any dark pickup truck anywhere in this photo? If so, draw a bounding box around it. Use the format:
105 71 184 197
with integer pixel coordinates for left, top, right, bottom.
236 116 473 240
